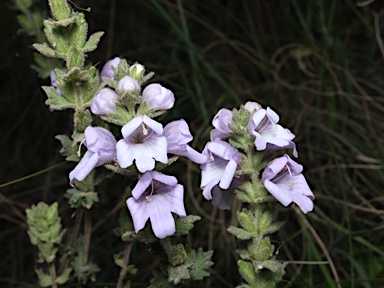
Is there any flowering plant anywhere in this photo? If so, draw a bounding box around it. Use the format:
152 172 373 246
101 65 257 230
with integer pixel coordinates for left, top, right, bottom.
23 0 314 287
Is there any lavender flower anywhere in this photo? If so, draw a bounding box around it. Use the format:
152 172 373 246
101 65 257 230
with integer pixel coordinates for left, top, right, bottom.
116 115 168 172
100 57 121 80
142 83 175 111
69 126 117 186
117 76 140 93
163 119 207 164
262 154 314 213
90 88 118 114
210 108 233 141
200 141 241 200
248 107 298 157
127 171 186 239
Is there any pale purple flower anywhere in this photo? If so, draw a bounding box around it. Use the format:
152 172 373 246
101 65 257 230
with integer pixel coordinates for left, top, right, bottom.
163 119 207 164
90 88 118 114
127 171 186 239
50 70 62 96
248 107 298 157
117 76 140 93
142 83 175 110
69 126 117 186
200 141 241 200
262 154 314 213
116 115 168 172
211 176 244 210
100 57 121 80
244 101 262 113
210 108 233 141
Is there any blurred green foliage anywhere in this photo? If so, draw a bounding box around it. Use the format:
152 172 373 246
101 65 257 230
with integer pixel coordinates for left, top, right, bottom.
1 0 383 287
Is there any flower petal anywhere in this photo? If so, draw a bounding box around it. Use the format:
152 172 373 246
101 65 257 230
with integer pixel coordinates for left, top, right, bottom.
69 151 99 186
116 139 134 168
219 159 237 189
126 197 150 233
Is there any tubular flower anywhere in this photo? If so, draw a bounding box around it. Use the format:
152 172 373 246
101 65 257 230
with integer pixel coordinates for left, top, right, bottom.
116 115 168 172
142 83 175 111
210 108 233 141
248 107 298 157
90 88 118 114
127 171 186 239
100 57 121 80
262 154 314 213
200 141 241 200
163 119 207 164
69 126 117 186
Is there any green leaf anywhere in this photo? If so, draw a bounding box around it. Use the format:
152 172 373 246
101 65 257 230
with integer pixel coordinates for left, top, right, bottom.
83 31 105 53
174 215 201 236
188 248 214 281
55 267 72 284
65 188 99 209
227 226 256 240
33 43 60 58
35 268 53 287
237 209 257 233
238 260 257 286
168 264 191 285
42 86 75 110
48 0 71 21
55 134 79 162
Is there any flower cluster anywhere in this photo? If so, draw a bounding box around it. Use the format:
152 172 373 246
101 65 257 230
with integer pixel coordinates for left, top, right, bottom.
68 58 206 239
201 101 314 213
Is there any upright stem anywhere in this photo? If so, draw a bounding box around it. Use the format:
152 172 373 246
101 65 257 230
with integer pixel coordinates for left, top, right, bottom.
116 242 133 288
49 262 58 288
82 210 92 266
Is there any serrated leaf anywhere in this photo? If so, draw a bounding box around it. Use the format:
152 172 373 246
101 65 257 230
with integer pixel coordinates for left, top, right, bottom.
83 31 104 53
188 248 214 281
227 226 256 240
174 215 201 236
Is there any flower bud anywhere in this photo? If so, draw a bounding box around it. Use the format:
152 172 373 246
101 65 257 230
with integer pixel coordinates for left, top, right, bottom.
100 57 121 80
117 76 140 93
91 88 118 114
244 101 262 113
142 83 175 110
50 70 63 96
129 63 145 80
